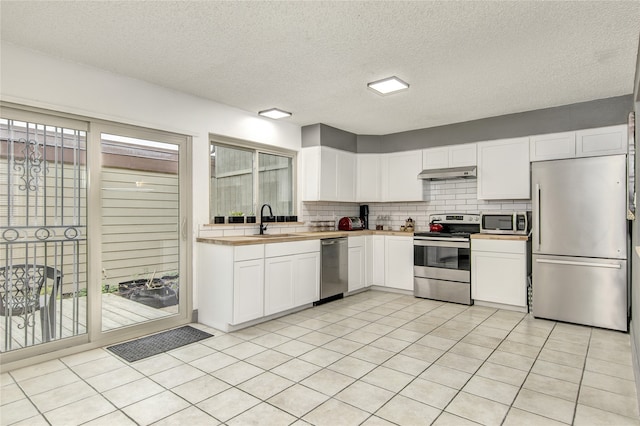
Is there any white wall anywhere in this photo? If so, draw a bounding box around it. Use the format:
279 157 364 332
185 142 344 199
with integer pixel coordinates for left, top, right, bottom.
0 41 302 310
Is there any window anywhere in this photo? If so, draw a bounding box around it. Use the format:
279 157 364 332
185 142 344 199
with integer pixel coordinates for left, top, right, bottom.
210 140 294 221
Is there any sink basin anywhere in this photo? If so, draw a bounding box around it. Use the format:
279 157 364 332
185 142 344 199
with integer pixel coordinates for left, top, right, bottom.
250 233 299 238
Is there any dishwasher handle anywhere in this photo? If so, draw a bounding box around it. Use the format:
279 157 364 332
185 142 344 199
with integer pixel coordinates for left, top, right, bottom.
321 238 347 246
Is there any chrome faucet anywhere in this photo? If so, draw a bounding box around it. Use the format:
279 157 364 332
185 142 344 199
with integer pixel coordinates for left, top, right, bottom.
259 204 274 234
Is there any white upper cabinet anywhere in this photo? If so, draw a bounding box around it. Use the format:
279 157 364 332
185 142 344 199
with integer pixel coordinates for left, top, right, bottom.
422 147 449 169
530 131 576 162
382 150 424 202
576 124 627 157
422 144 476 170
336 150 356 201
477 137 530 200
302 146 356 202
530 125 627 161
449 144 477 167
356 154 381 202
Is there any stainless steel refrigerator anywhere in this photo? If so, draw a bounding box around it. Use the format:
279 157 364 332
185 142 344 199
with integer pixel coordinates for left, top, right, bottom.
532 154 628 331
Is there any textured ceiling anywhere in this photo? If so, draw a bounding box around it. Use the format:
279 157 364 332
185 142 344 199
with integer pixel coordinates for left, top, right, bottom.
1 1 639 135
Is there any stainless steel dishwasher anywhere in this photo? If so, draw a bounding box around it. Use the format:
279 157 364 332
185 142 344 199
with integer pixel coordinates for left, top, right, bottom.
319 237 348 303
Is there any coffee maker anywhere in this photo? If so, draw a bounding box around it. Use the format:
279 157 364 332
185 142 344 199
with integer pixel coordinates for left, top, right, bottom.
359 205 369 230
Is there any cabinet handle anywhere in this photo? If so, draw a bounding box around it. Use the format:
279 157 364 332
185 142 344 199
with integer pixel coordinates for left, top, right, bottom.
535 184 541 251
535 258 621 269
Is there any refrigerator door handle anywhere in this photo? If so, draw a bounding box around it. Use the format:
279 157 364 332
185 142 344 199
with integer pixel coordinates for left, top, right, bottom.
535 258 621 269
535 183 541 251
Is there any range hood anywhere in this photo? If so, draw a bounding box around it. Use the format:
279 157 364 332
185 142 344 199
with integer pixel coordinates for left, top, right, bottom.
417 165 477 180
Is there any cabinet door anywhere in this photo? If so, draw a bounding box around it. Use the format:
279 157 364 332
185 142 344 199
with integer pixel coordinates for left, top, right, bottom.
357 155 381 202
372 235 386 286
477 137 530 200
337 150 356 201
348 246 365 292
576 125 627 157
384 236 413 291
422 147 449 170
471 251 526 308
264 256 295 315
301 146 320 201
383 150 424 201
365 236 373 286
319 147 338 201
233 259 264 324
295 252 320 305
449 144 477 167
530 132 576 162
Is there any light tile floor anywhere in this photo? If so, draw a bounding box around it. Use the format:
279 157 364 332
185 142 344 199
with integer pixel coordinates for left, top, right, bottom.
2 290 640 425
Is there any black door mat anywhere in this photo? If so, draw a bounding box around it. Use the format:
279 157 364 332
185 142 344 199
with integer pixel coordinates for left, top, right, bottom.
106 325 213 362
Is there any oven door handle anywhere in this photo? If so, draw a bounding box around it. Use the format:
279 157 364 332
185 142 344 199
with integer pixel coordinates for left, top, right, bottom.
414 237 469 243
414 239 469 248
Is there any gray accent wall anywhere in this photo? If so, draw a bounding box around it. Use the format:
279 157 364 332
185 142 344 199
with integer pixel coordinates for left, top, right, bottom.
301 123 358 152
367 95 633 153
302 95 633 154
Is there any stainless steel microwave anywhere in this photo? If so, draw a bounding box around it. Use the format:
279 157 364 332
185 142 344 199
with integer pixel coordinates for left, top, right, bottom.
480 212 531 235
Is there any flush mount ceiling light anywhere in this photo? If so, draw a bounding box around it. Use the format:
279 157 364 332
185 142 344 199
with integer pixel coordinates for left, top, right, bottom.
367 76 409 95
258 108 292 119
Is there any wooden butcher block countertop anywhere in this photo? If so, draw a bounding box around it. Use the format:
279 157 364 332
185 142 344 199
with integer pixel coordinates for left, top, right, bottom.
197 230 414 246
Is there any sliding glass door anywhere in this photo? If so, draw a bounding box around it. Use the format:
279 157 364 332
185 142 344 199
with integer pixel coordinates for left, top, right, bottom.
1 106 191 364
1 109 88 354
93 124 191 339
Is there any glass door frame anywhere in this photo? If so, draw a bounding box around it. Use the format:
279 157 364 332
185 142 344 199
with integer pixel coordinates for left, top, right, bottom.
0 105 193 370
0 105 91 365
88 121 192 346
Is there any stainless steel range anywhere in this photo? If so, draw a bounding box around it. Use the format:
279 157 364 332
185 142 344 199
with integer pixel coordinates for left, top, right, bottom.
414 213 480 305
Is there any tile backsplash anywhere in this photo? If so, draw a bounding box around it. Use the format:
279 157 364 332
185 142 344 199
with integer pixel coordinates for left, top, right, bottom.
303 179 531 232
199 179 532 236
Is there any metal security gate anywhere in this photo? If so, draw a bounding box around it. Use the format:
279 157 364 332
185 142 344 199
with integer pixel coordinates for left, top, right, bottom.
0 114 87 352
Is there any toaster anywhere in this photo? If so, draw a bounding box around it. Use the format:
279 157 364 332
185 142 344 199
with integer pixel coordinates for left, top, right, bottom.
338 216 364 231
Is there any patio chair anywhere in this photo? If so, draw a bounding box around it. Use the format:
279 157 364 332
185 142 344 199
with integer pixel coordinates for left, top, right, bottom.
0 264 62 343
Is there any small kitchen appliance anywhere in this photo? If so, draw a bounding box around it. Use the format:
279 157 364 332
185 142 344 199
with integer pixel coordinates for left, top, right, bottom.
338 216 364 231
414 213 480 305
359 205 369 230
480 212 531 235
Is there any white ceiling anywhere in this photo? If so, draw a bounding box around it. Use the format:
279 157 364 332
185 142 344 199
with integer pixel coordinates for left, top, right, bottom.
1 1 639 135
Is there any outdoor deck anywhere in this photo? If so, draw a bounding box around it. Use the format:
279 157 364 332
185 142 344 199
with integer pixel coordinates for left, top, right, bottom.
1 293 177 352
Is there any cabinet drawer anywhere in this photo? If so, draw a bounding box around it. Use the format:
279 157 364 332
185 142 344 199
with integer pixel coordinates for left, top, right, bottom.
348 236 365 248
265 240 320 257
234 244 265 261
472 239 525 254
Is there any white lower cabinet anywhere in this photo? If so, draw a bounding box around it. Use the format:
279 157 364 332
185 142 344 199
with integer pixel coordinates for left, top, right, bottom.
471 239 529 311
365 235 386 287
265 240 320 316
197 243 266 331
295 252 321 305
384 236 414 291
233 259 265 324
197 240 319 332
264 256 296 316
348 236 365 292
